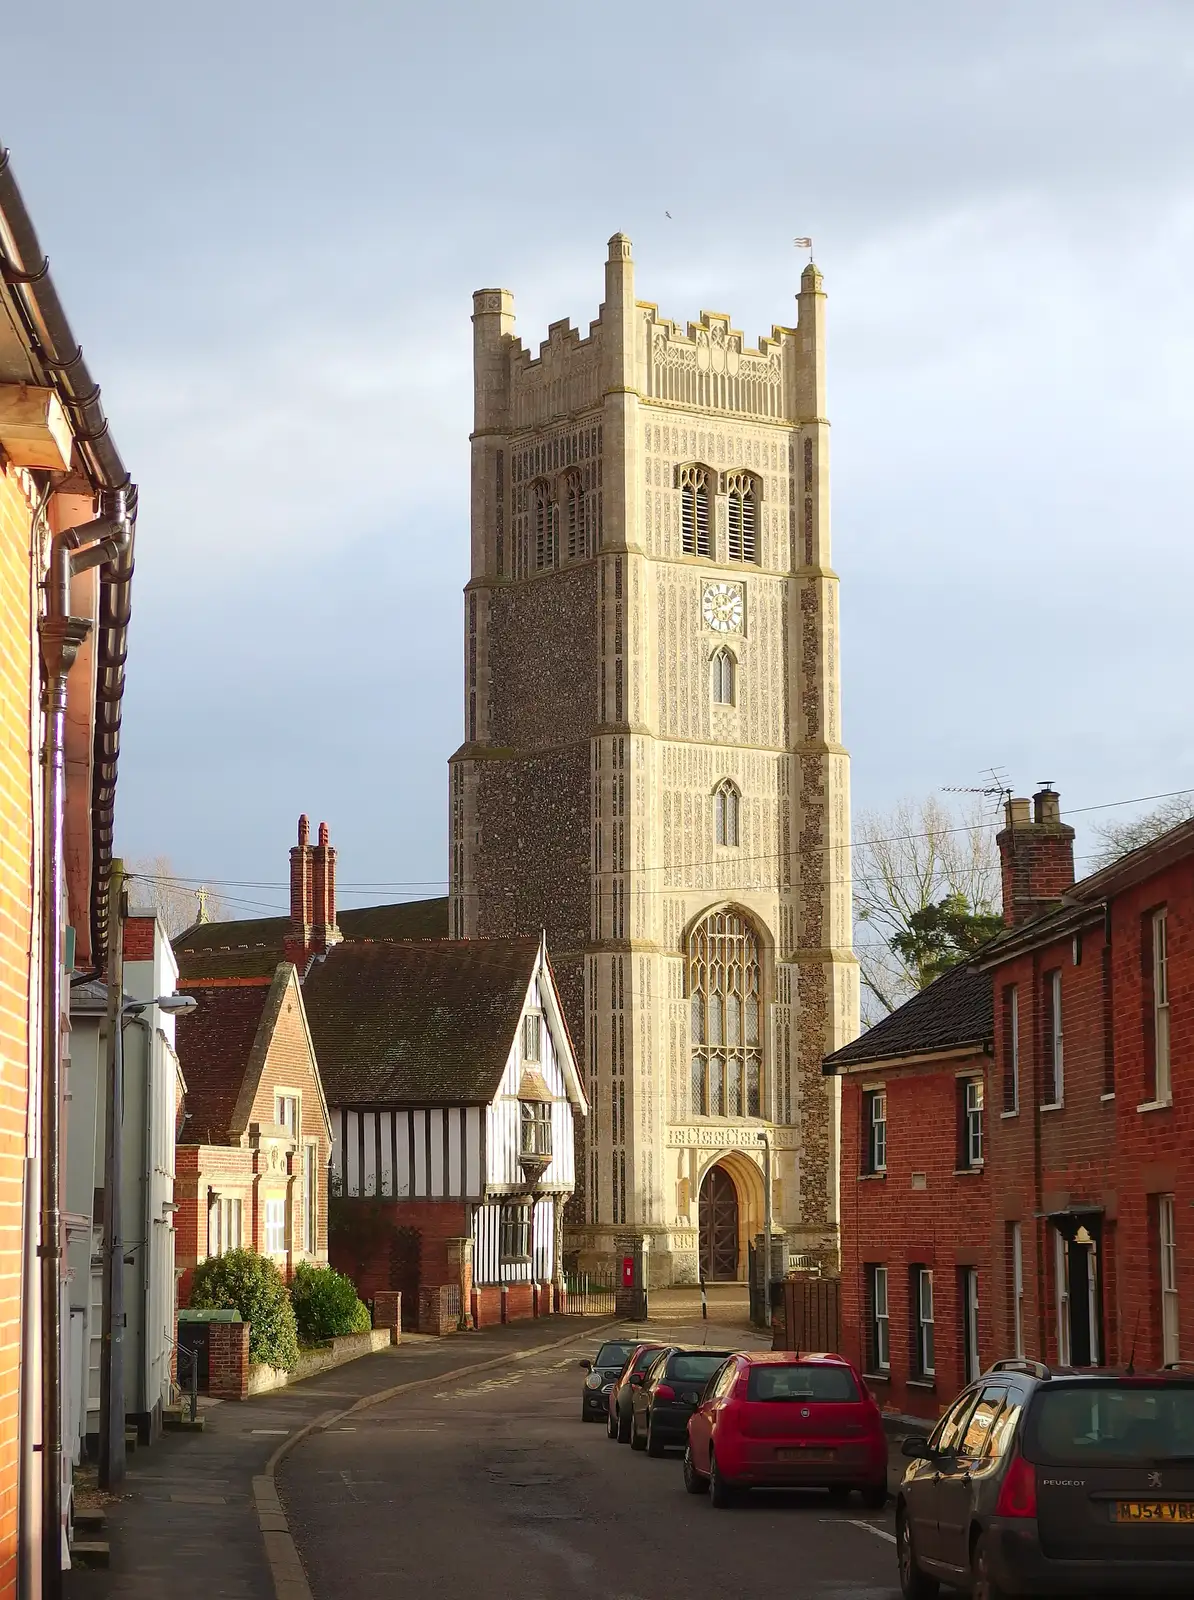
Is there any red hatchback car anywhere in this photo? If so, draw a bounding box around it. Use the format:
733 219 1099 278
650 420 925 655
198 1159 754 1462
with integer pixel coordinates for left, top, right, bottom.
684 1350 888 1508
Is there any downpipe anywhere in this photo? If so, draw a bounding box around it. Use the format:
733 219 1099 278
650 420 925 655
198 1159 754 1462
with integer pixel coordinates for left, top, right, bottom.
37 487 129 1596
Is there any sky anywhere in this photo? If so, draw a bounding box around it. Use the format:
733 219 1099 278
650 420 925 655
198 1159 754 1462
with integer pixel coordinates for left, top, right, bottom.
5 0 1194 924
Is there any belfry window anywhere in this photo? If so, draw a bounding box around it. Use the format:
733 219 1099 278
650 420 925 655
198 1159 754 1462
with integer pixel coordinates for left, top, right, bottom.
565 472 585 560
714 780 740 848
710 647 736 706
725 472 758 563
534 483 558 570
688 909 763 1119
680 465 711 557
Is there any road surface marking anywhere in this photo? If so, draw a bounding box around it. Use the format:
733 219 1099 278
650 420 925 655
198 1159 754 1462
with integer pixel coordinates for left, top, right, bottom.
846 1518 897 1545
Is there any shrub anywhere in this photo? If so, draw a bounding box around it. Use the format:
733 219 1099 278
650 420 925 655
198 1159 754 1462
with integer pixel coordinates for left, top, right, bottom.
190 1249 299 1371
289 1261 372 1346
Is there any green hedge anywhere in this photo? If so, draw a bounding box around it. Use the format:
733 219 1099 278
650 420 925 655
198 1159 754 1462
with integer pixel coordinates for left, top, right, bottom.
289 1262 372 1346
189 1249 299 1371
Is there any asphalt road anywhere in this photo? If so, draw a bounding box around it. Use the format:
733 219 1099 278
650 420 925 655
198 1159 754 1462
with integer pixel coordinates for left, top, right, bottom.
280 1320 904 1600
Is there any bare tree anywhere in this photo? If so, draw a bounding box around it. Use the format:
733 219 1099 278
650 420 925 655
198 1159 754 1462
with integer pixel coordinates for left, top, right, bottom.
1090 794 1194 870
853 797 1001 1025
123 855 227 939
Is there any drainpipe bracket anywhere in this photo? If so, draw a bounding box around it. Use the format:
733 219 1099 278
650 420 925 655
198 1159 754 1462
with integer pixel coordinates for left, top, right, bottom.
38 613 92 677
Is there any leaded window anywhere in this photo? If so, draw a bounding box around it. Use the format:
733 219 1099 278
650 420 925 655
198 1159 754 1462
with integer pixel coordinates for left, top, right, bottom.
680 465 711 557
714 780 740 847
711 647 735 706
688 910 763 1118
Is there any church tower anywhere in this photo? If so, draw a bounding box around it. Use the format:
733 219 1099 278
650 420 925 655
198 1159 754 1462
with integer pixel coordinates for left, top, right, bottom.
450 235 857 1285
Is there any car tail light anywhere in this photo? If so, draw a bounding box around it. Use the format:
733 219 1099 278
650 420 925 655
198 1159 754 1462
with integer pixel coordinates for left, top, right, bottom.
655 1384 675 1401
994 1453 1037 1519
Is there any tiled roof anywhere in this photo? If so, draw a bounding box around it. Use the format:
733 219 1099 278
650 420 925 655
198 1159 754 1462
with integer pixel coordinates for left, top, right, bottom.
174 896 449 968
174 979 273 1142
822 960 993 1072
301 938 540 1106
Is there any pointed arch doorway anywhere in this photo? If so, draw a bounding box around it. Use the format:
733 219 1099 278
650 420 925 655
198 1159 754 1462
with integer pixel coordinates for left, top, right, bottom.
698 1164 740 1282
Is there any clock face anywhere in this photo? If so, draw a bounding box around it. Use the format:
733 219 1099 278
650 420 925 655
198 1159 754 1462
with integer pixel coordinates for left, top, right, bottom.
702 582 744 634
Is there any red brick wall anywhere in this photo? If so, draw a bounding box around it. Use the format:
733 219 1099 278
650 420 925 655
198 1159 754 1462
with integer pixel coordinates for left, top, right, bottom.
839 1050 993 1421
175 1144 256 1304
329 1197 469 1302
208 1321 250 1400
122 915 156 961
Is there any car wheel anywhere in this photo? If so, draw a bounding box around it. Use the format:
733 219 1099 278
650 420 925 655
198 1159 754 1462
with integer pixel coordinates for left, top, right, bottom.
683 1445 707 1495
606 1405 618 1439
616 1402 632 1443
896 1507 939 1600
646 1417 665 1457
709 1450 737 1508
971 1533 1010 1600
860 1483 889 1510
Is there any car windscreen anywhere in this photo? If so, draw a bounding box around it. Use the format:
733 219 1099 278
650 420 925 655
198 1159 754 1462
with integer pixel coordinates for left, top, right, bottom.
746 1364 860 1403
666 1353 732 1384
1024 1383 1194 1465
594 1343 634 1369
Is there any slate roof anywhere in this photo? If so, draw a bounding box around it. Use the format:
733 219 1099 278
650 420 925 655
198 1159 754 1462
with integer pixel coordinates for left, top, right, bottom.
300 937 540 1107
174 896 449 968
822 959 993 1073
173 978 273 1142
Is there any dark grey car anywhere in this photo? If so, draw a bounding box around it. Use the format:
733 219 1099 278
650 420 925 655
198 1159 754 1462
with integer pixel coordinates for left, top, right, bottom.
578 1340 635 1422
897 1359 1194 1598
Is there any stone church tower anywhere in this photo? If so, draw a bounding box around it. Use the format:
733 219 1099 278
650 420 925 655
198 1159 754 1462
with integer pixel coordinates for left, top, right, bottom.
450 235 857 1285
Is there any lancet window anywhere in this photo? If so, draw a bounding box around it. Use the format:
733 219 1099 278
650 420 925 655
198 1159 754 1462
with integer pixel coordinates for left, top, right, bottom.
688 909 764 1119
680 465 711 557
725 471 758 563
713 780 740 848
710 647 736 706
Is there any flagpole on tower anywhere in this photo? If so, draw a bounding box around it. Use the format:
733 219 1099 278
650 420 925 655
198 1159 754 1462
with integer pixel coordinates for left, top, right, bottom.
794 235 813 263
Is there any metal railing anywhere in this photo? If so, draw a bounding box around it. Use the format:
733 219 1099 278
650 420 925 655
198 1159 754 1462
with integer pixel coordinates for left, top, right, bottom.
172 1341 200 1424
560 1269 617 1316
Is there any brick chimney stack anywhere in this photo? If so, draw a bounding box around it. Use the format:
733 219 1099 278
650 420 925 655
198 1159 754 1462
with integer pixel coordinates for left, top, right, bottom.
996 785 1076 926
284 814 342 967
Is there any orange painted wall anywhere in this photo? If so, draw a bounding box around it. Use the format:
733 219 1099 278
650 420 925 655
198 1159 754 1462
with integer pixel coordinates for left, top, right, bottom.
0 460 36 1600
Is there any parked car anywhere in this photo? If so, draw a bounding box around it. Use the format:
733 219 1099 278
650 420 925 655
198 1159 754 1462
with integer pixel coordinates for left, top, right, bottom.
684 1350 888 1509
578 1339 636 1423
896 1358 1194 1599
630 1346 735 1456
608 1341 666 1443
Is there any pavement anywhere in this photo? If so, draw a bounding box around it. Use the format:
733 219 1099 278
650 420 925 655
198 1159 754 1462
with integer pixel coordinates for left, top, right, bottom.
62 1315 616 1600
280 1313 904 1600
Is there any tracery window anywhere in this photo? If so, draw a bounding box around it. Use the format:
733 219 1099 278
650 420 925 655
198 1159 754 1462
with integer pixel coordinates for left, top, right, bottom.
688 909 763 1118
679 464 711 557
565 472 585 560
710 646 736 706
534 482 558 569
725 471 758 563
713 779 740 847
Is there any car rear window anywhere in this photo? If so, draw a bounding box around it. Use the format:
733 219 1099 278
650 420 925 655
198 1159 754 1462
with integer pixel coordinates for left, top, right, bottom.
747 1365 860 1402
595 1343 633 1368
1025 1383 1194 1465
667 1353 731 1383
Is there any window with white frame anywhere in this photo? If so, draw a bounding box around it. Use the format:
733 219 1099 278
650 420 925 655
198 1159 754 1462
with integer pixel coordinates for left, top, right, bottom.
710 646 736 706
522 1011 542 1063
1003 985 1019 1114
1160 1193 1180 1365
961 1267 980 1383
303 1145 317 1254
961 1077 984 1167
207 1191 221 1258
913 1267 935 1377
1151 908 1171 1102
724 471 758 563
499 1200 532 1262
264 1197 287 1256
1010 1222 1024 1358
869 1265 890 1372
1055 1228 1071 1366
1044 970 1064 1105
519 1099 552 1160
680 465 711 557
276 1093 299 1138
713 780 740 848
863 1089 887 1174
225 1197 242 1252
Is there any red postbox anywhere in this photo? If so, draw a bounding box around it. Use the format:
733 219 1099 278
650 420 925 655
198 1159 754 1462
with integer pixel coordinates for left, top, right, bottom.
621 1255 635 1289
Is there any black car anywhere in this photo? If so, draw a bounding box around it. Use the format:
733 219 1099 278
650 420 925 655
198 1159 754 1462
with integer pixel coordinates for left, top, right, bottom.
608 1342 666 1442
578 1340 636 1422
629 1346 735 1457
897 1358 1194 1598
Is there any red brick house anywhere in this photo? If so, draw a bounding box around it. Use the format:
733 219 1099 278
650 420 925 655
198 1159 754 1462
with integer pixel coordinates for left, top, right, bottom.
829 785 1194 1420
172 962 331 1301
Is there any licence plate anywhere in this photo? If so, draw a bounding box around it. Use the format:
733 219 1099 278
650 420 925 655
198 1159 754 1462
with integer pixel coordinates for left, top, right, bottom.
1114 1501 1194 1524
777 1447 834 1463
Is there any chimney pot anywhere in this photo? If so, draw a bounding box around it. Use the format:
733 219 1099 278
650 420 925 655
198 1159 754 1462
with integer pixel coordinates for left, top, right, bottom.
1005 797 1031 828
1034 787 1061 825
997 786 1075 926
298 814 309 846
318 821 329 847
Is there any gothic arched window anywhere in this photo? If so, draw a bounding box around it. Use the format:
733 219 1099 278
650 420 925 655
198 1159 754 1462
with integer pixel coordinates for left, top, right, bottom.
679 464 711 557
565 472 585 560
534 482 558 570
688 909 763 1118
725 471 758 563
713 779 740 848
710 646 736 706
